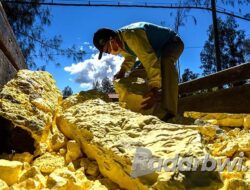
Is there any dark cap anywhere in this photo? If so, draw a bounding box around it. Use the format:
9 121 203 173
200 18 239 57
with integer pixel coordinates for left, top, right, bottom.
93 28 116 60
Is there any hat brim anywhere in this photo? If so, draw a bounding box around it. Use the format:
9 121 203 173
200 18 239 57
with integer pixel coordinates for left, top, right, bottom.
98 51 103 60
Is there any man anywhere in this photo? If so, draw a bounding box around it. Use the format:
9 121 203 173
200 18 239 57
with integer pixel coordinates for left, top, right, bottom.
93 22 184 120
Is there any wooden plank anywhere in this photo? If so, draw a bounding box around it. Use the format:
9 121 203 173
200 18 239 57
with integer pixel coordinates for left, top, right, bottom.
178 83 250 114
179 62 250 94
0 49 17 89
0 3 26 70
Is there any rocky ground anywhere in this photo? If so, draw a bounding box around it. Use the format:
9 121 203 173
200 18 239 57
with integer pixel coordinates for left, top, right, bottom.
0 70 250 190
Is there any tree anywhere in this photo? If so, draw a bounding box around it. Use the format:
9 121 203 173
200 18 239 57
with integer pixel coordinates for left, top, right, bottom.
200 16 247 76
181 68 199 82
2 1 85 69
101 77 114 93
92 80 101 91
243 39 250 61
62 86 73 97
168 0 249 77
170 0 250 31
36 65 46 71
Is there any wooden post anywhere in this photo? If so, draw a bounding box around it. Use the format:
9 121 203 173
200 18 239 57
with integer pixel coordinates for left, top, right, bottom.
211 0 222 72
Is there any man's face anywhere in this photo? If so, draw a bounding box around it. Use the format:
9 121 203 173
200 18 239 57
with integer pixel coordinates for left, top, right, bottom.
103 38 121 55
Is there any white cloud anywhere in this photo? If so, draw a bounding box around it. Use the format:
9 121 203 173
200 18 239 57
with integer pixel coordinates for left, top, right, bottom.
64 52 124 90
64 62 85 74
81 42 97 54
88 45 96 51
80 83 92 90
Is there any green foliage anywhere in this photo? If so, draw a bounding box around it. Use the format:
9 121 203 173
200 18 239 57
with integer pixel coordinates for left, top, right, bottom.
2 1 85 69
92 78 114 93
170 0 249 79
101 77 114 93
92 80 101 91
200 16 247 76
62 86 73 97
171 0 250 31
243 39 250 60
181 68 199 82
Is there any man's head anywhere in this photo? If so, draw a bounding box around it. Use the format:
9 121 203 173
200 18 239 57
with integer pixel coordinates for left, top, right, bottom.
93 28 122 59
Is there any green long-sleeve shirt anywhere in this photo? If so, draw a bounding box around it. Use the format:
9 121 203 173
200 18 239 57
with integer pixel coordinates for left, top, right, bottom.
117 22 178 88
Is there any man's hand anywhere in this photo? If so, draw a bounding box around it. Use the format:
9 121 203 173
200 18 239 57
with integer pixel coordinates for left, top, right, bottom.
113 69 125 80
141 87 161 110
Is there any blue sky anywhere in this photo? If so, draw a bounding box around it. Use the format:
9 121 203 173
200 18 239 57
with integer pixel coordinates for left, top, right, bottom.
34 1 250 93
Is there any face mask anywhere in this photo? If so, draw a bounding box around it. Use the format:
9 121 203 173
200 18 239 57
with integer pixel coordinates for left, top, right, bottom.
110 40 121 55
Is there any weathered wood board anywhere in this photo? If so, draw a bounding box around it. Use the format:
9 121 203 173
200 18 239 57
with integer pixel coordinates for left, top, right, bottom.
179 62 250 95
0 49 17 88
0 2 26 89
178 84 250 114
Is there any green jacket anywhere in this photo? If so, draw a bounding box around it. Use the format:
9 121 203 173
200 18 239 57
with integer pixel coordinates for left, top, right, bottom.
117 22 178 88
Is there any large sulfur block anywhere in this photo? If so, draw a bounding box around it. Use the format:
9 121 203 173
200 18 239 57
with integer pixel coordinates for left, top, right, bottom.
0 159 23 185
0 70 62 155
113 77 166 119
57 99 221 190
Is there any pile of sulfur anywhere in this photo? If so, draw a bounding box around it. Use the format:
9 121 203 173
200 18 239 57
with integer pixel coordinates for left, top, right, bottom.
0 70 249 190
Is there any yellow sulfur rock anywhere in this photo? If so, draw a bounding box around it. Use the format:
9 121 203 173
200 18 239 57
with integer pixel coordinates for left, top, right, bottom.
243 116 250 129
220 171 244 181
0 70 62 155
79 158 99 177
46 174 68 190
2 70 250 189
209 141 238 157
0 179 9 190
12 152 33 163
207 129 250 157
238 133 250 152
185 124 220 139
46 167 92 190
17 166 46 186
61 90 110 111
98 178 121 190
220 178 249 190
88 180 109 190
85 161 99 177
184 112 249 127
0 159 23 186
243 160 250 184
65 140 82 164
32 152 65 174
49 131 67 152
67 162 76 172
23 162 31 171
11 178 42 190
203 127 250 190
58 98 221 190
48 116 67 152
59 148 66 156
12 166 46 189
113 77 166 119
218 117 244 127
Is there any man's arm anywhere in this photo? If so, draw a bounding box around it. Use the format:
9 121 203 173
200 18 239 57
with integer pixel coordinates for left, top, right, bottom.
123 29 161 89
120 51 136 72
114 52 136 80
